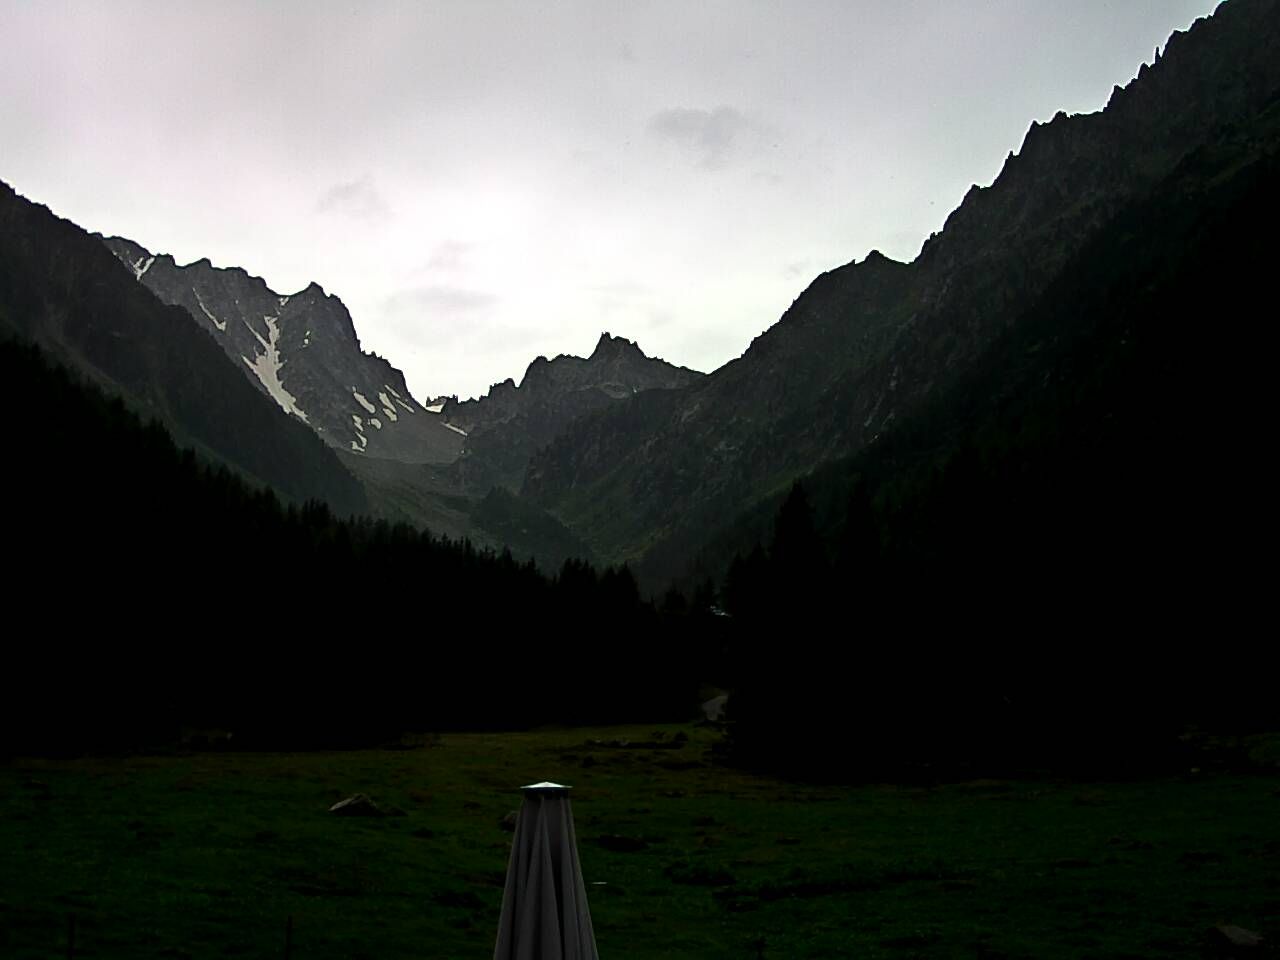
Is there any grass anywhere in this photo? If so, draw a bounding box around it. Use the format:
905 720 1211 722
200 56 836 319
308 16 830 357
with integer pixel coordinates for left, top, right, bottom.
2 724 1277 959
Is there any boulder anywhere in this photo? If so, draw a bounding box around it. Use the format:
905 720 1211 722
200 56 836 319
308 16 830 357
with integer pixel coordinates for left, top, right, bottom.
329 793 383 817
1207 925 1264 951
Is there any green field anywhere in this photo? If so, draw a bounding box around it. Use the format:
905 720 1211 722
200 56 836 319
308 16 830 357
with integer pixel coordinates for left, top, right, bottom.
3 725 1277 959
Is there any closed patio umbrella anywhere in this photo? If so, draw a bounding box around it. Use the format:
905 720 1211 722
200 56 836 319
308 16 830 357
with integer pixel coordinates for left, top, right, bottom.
493 782 599 960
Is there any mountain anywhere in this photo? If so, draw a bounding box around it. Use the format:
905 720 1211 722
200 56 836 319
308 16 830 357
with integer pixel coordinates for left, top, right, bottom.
713 112 1280 777
99 235 701 561
692 100 1280 606
0 335 695 755
0 181 367 515
523 0 1280 571
102 237 464 464
440 332 703 492
341 333 700 564
103 236 700 485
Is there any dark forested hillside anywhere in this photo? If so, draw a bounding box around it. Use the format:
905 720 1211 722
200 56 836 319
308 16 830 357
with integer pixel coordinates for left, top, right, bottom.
525 0 1280 576
714 103 1280 777
5 2 1278 773
0 181 367 514
0 338 697 755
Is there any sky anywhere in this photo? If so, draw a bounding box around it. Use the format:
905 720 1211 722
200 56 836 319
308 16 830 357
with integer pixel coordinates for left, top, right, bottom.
1 0 1220 401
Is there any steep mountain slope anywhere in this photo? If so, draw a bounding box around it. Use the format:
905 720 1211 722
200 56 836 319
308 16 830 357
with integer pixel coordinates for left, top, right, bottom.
713 128 1280 779
0 337 693 752
671 101 1280 602
338 334 698 564
0 182 367 514
525 0 1280 566
442 332 702 492
100 234 700 561
102 237 464 464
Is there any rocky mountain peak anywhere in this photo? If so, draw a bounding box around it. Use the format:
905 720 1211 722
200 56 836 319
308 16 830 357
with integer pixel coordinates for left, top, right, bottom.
521 0 1280 570
101 236 463 464
437 332 704 492
589 331 645 362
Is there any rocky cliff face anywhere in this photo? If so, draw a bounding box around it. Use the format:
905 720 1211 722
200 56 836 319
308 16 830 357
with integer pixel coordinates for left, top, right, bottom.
102 238 464 464
98 235 704 562
100 238 703 498
0 182 367 514
524 0 1280 565
439 332 702 491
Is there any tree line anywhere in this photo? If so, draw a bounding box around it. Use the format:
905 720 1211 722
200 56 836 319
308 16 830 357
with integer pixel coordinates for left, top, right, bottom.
0 337 698 755
713 121 1280 779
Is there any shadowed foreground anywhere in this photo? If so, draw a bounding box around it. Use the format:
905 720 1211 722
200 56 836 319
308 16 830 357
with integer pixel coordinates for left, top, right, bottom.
2 725 1277 959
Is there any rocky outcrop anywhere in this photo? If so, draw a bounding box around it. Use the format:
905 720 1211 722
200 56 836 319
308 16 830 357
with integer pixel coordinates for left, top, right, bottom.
102 238 464 464
0 181 366 514
441 332 702 491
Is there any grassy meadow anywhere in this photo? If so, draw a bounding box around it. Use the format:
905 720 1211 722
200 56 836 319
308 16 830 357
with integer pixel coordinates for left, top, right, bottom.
3 724 1277 959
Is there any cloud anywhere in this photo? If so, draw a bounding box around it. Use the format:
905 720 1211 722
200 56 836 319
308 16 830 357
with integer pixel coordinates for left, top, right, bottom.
647 106 774 170
384 285 499 316
315 177 390 220
379 285 502 353
587 279 650 298
644 305 675 330
424 240 472 272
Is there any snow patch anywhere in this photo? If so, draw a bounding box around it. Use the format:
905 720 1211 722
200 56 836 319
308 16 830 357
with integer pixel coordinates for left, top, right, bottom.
353 391 377 414
278 295 290 309
443 422 468 437
384 385 415 414
369 418 382 430
131 255 156 280
377 392 399 422
349 415 368 452
240 315 308 421
194 290 226 332
425 402 445 414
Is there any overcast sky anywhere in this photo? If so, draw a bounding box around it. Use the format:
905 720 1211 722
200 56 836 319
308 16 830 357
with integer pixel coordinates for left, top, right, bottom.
2 1 1218 401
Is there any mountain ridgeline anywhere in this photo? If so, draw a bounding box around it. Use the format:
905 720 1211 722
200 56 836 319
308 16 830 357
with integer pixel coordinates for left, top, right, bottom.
1 0 1277 766
523 0 1280 580
441 332 702 493
0 183 367 514
102 237 465 464
98 236 702 558
0 336 701 754
720 117 1280 775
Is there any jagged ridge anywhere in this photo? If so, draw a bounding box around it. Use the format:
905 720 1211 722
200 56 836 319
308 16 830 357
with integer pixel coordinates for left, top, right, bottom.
102 237 465 464
523 0 1280 567
0 181 367 514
